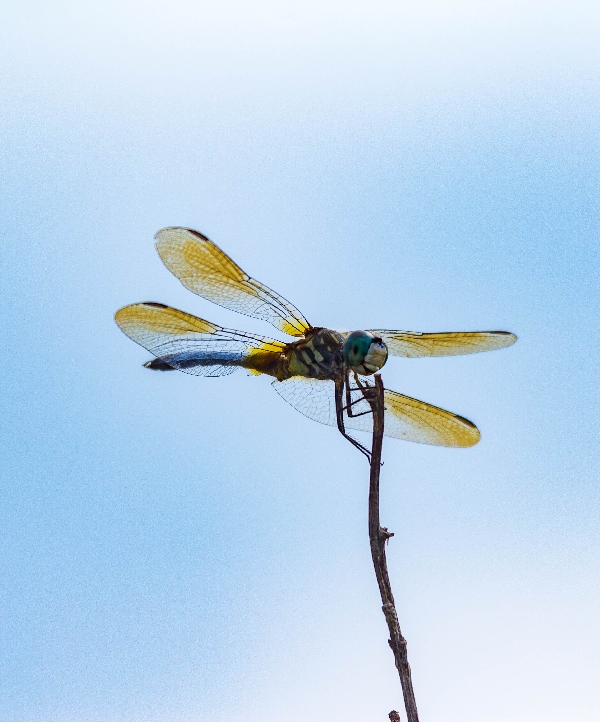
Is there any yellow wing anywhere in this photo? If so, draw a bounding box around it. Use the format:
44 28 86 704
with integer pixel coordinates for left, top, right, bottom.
115 302 286 377
382 389 480 446
154 227 311 337
272 377 480 447
368 330 517 357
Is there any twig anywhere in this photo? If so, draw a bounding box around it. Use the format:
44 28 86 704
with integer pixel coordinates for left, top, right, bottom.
367 375 419 722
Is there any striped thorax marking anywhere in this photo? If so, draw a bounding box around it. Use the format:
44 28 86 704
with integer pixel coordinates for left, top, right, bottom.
283 328 345 381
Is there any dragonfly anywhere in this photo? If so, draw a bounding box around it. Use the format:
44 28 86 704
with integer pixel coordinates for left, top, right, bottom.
115 227 516 459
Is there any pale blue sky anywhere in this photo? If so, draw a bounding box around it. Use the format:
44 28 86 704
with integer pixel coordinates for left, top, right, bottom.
1 2 599 721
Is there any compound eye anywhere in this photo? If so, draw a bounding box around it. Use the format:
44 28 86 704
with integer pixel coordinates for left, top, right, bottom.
343 331 374 367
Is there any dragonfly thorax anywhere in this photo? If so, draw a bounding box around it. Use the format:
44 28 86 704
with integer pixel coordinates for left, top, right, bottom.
283 327 345 381
343 331 388 375
280 327 388 381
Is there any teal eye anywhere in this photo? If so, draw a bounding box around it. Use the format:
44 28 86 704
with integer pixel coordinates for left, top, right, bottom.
343 331 374 367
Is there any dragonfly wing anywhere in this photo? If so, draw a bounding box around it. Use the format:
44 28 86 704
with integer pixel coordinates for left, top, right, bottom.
272 376 338 428
154 227 311 337
115 302 286 377
368 330 516 357
271 376 480 447
380 389 480 446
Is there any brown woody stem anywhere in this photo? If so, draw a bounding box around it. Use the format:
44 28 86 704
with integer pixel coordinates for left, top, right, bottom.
368 375 419 722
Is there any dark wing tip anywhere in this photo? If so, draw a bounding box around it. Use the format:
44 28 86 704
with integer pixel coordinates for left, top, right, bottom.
494 331 518 345
154 227 211 242
453 412 477 429
446 411 480 446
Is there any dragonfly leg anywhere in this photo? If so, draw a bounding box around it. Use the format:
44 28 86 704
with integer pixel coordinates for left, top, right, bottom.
335 376 372 461
344 369 377 418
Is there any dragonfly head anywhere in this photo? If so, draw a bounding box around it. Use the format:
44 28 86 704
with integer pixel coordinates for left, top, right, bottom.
343 331 388 375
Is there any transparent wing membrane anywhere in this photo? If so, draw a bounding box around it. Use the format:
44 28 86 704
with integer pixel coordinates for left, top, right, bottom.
368 330 517 358
154 227 311 337
115 302 286 377
272 376 480 447
381 389 480 446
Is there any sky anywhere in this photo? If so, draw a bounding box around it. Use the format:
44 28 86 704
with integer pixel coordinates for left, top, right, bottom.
1 1 599 721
